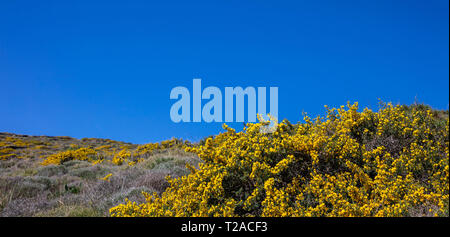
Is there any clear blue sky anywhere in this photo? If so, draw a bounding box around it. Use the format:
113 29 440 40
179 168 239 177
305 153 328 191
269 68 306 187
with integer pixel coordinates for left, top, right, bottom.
0 0 448 144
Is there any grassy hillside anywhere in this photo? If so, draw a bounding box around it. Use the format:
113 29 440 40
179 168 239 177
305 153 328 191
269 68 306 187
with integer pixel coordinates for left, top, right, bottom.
0 102 448 217
0 134 199 216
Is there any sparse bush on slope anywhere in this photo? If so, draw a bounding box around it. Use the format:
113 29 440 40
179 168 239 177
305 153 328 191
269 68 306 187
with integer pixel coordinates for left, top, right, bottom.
110 102 449 217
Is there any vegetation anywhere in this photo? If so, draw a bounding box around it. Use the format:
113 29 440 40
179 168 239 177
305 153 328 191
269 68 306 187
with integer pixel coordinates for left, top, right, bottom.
1 102 448 217
0 133 198 216
110 102 449 217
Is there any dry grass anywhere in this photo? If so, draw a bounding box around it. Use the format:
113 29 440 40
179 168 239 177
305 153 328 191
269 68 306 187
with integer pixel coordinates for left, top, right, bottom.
0 133 200 216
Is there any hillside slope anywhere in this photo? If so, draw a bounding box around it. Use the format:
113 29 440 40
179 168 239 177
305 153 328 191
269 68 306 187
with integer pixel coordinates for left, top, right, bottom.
0 133 199 216
1 102 449 217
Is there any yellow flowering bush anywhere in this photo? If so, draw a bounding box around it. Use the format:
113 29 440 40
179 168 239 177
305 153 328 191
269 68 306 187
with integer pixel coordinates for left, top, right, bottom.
110 102 449 217
112 149 131 165
41 147 99 165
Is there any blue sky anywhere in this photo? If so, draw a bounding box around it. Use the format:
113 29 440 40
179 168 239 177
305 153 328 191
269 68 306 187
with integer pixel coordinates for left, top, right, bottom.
0 0 448 144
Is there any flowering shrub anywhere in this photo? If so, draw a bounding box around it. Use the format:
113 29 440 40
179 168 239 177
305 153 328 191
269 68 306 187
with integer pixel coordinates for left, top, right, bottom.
111 149 130 165
41 147 99 165
110 102 449 217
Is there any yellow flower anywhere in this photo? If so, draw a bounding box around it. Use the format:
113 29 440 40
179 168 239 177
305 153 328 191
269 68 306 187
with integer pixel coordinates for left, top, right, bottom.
101 173 113 182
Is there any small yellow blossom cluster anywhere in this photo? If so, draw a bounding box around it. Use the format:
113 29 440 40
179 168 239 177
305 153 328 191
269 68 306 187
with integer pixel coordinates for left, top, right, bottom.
101 173 113 181
135 138 188 156
110 102 449 217
0 148 17 160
